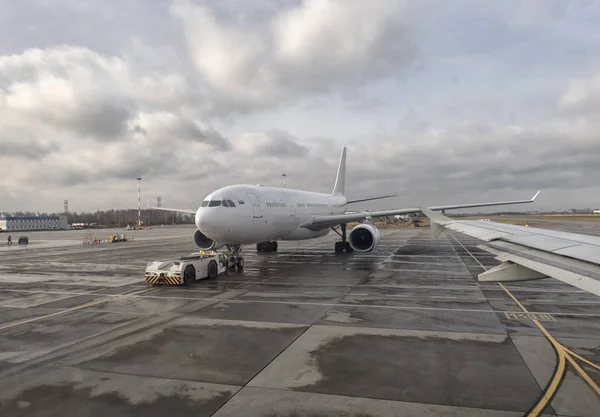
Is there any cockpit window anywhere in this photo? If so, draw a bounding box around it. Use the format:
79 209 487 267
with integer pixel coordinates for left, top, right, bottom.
238 200 245 204
204 199 235 207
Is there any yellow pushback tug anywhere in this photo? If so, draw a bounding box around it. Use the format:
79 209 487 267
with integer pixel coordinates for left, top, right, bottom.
145 252 227 285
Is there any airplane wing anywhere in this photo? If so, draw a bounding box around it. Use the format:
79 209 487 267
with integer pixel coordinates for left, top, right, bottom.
150 207 196 215
299 191 540 231
421 208 600 297
347 194 397 204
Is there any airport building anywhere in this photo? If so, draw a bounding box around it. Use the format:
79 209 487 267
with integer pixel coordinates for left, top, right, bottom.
0 215 69 231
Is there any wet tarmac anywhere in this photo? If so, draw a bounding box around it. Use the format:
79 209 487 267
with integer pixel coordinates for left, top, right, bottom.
0 225 599 416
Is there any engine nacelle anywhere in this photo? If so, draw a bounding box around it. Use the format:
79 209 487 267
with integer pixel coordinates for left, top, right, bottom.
193 229 220 250
348 223 380 252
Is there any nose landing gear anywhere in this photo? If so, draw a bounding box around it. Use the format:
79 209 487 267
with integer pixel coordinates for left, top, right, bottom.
226 244 244 270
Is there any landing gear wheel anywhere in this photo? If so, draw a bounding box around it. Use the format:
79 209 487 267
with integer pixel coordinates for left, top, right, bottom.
237 257 245 269
183 265 196 285
344 242 353 253
228 256 236 270
207 260 218 279
257 241 277 252
335 241 343 253
334 241 353 253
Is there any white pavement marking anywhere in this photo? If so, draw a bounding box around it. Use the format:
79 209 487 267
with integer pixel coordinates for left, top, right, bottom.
524 299 600 305
0 289 97 296
0 274 141 287
377 266 470 274
302 291 336 295
0 287 156 331
481 288 586 294
86 293 496 313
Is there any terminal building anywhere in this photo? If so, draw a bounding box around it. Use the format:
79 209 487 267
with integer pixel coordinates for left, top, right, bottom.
0 215 69 232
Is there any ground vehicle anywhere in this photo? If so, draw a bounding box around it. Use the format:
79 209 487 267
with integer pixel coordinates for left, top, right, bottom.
145 253 227 285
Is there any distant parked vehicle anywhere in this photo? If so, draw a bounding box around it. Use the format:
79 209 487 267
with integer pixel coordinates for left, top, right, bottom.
18 236 29 244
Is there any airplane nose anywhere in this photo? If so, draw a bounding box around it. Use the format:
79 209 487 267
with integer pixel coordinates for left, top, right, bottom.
195 207 215 235
195 207 204 231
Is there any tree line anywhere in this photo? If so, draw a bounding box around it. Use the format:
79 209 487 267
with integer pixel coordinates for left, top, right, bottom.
2 209 194 227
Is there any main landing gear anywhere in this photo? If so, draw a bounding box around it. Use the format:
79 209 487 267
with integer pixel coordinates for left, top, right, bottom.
332 223 353 253
257 241 278 253
225 244 244 270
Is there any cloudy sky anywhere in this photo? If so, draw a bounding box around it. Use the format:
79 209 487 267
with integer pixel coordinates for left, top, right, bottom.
1 0 600 213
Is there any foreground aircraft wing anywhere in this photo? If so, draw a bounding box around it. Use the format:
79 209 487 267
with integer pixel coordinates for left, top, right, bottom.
421 208 600 297
300 191 540 231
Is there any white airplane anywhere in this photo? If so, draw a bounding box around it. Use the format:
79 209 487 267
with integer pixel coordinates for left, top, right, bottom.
155 147 539 268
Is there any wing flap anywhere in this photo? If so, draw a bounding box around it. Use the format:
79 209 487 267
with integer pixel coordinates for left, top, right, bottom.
478 261 547 282
480 245 600 297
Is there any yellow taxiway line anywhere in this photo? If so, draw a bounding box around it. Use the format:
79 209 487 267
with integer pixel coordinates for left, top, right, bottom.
449 233 600 416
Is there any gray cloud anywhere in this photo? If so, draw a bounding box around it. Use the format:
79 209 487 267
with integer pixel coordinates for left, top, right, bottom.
130 112 231 151
3 116 600 212
0 44 232 204
0 133 58 159
169 120 231 151
52 168 93 187
1 1 600 212
237 130 309 158
0 46 210 144
0 47 134 143
342 121 600 210
64 101 133 140
559 71 600 115
172 0 412 113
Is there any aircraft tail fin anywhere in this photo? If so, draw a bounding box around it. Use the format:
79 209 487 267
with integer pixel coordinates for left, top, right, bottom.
331 147 347 196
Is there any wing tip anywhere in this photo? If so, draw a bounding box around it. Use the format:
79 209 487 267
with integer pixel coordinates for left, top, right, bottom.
532 190 541 201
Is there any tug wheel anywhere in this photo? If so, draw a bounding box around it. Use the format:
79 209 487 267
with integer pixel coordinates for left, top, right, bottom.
207 260 218 279
183 265 196 285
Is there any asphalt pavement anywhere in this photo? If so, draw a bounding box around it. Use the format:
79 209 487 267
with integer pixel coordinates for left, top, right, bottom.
0 225 598 416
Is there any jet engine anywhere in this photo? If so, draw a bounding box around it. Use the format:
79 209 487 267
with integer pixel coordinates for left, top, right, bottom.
193 229 219 250
348 223 380 252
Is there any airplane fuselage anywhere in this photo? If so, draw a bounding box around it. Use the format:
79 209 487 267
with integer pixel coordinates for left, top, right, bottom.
195 185 347 244
195 185 346 245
